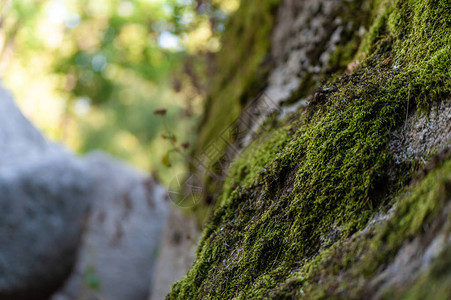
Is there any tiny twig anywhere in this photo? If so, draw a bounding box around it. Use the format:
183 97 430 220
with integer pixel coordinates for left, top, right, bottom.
406 77 411 124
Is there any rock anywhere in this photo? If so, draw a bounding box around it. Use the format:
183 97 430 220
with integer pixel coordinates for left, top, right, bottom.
168 0 451 298
370 201 451 299
149 206 199 300
52 152 169 300
0 85 169 299
0 86 93 299
240 0 371 148
389 99 451 164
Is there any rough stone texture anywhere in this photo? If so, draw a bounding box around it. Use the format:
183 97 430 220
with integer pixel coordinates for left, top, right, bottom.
268 0 346 103
52 152 169 300
389 99 451 164
168 0 451 298
369 200 451 299
0 86 93 299
242 0 367 146
149 207 199 300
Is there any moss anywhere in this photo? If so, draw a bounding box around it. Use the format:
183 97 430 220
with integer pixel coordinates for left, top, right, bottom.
284 0 379 106
268 156 451 299
194 0 281 158
188 0 281 221
193 0 381 220
169 0 451 298
360 0 451 112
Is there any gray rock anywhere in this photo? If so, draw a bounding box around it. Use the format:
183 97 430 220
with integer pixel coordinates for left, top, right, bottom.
240 0 370 147
389 99 451 164
369 202 451 299
149 206 199 300
53 152 168 300
0 86 93 299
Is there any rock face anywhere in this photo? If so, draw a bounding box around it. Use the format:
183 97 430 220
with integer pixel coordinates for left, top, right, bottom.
0 86 93 299
149 207 198 300
389 100 451 164
243 0 371 144
265 0 367 103
241 0 372 147
168 0 451 298
53 152 168 300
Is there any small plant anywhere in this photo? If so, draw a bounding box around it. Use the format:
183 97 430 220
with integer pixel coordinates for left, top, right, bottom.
154 108 192 168
83 265 101 291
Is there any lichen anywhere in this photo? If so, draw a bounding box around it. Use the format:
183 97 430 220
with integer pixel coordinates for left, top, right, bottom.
169 0 451 298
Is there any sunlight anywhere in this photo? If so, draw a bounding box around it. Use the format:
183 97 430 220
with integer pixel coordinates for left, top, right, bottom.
2 0 233 182
45 0 68 24
158 31 183 50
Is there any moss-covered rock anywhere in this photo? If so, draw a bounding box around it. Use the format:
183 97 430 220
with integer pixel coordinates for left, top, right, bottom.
189 0 281 218
169 0 451 298
195 0 281 157
192 0 381 218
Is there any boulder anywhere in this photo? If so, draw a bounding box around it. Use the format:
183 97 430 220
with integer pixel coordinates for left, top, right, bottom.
52 152 168 300
0 86 93 299
149 206 198 300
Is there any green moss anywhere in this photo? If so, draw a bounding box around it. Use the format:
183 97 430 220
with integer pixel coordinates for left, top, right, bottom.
169 0 451 298
268 157 451 299
193 0 381 220
188 0 281 220
195 0 281 157
361 0 451 112
284 0 379 106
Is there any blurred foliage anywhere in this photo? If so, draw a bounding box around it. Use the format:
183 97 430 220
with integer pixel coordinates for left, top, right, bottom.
0 0 239 183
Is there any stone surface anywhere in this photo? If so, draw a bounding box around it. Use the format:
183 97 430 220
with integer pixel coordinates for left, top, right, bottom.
0 86 93 299
167 0 451 298
242 0 368 147
149 206 199 300
389 99 451 164
52 152 169 300
0 85 170 299
268 0 345 103
370 201 451 299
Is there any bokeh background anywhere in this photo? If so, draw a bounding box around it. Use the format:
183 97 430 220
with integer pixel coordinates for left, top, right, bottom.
0 0 239 184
